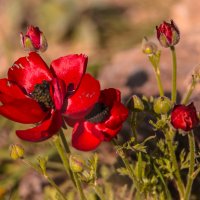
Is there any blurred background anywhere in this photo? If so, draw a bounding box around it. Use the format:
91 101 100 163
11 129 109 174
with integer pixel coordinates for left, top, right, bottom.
1 0 200 199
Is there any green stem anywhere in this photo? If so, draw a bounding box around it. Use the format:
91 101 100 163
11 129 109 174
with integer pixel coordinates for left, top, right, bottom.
53 135 71 177
112 140 140 190
58 130 87 200
165 129 185 199
93 185 106 200
181 77 196 105
149 57 164 96
153 163 172 200
170 46 177 103
21 159 67 200
130 112 138 142
73 173 87 200
60 129 71 153
154 67 164 96
184 131 195 200
46 176 69 200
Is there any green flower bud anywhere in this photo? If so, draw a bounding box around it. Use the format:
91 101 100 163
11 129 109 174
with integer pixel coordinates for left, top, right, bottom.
9 144 24 160
127 95 144 111
153 96 172 114
69 155 85 173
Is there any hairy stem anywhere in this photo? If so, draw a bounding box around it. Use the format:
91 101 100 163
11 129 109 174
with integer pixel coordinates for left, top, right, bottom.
21 159 67 200
165 129 185 199
184 131 195 200
149 57 164 96
181 77 196 105
112 140 140 193
170 46 177 103
154 67 164 96
58 130 87 200
93 185 106 200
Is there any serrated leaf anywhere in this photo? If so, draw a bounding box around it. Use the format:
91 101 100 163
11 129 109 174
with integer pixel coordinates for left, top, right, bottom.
117 167 129 176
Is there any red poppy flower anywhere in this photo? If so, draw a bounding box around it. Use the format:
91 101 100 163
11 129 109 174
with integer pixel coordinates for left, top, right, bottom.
72 88 128 151
0 52 100 141
171 103 199 131
156 20 180 48
20 25 48 52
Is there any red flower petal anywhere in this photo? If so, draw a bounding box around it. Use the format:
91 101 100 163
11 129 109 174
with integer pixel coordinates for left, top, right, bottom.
0 98 47 124
98 125 122 141
16 111 62 142
99 88 121 107
0 79 27 103
64 74 100 119
50 54 87 91
72 121 103 151
8 52 53 93
104 102 128 129
171 103 199 131
26 26 41 49
51 78 66 110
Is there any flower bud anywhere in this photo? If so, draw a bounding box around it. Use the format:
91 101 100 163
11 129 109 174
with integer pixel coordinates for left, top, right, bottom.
9 144 24 160
142 37 158 56
171 103 199 131
69 155 85 173
156 20 180 48
20 25 48 52
127 95 144 111
153 96 172 114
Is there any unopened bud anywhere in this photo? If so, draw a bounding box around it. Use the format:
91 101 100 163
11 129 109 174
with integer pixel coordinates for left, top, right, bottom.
156 20 180 48
127 95 144 111
69 155 85 173
20 25 48 52
153 96 172 114
9 144 24 160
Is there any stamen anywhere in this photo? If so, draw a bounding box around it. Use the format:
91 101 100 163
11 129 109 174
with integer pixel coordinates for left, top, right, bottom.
31 80 54 111
85 103 110 123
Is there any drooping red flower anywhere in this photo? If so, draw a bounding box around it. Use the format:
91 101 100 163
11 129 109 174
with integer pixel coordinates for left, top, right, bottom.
20 25 48 52
0 52 100 141
72 88 128 151
156 20 180 48
171 103 199 131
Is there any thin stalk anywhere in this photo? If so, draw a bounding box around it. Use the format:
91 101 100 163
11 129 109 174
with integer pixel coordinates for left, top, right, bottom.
154 67 164 96
149 57 164 96
112 140 140 190
46 176 69 200
58 130 87 200
60 129 70 153
165 129 185 199
21 159 67 200
153 163 172 200
73 173 87 200
53 135 71 177
184 131 195 200
130 112 138 142
181 77 196 105
93 185 106 200
170 46 177 103
192 167 200 179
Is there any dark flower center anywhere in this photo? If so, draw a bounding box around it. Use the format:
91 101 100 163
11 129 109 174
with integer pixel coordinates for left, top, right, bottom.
31 80 54 111
85 103 110 123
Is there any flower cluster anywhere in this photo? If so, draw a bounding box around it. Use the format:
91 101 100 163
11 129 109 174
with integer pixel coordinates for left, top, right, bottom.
0 26 128 151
